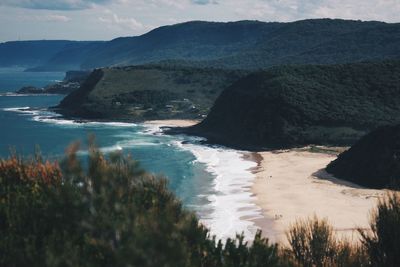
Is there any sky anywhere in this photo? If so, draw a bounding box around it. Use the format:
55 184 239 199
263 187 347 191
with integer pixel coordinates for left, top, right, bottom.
0 0 399 42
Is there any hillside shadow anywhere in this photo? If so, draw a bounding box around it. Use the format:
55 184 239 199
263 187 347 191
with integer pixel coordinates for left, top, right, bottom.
312 168 365 189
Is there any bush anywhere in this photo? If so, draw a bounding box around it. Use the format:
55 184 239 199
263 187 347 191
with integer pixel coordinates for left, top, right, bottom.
286 216 336 267
286 216 369 267
3 140 399 267
0 140 280 267
359 192 400 267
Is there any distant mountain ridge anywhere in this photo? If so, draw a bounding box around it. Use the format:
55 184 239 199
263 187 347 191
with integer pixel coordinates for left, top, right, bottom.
1 19 400 71
0 40 103 70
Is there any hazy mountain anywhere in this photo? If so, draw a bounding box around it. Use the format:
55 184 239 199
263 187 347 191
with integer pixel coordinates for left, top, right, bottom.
3 19 400 71
79 19 400 69
26 42 104 71
0 40 102 69
79 20 280 69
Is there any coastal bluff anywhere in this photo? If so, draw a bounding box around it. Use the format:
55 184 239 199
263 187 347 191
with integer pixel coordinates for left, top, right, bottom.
55 65 246 120
184 61 400 150
327 124 400 189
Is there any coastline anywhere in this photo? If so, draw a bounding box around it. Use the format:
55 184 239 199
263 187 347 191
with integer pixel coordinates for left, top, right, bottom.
252 148 385 244
2 107 389 245
131 119 386 244
144 119 200 128
143 119 263 240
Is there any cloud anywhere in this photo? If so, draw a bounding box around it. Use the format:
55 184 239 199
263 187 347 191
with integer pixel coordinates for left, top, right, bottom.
191 0 218 5
36 14 71 22
18 14 71 22
0 0 113 10
231 0 400 22
0 0 398 43
150 0 186 9
99 12 145 31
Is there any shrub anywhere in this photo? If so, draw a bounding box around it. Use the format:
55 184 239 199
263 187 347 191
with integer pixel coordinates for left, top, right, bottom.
286 216 336 267
285 216 370 267
0 140 280 267
359 192 400 267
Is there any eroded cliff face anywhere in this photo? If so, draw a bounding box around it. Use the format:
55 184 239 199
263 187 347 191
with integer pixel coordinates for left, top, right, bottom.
56 68 105 118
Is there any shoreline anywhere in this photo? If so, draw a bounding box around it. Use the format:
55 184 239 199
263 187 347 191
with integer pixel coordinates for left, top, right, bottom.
3 110 386 244
143 119 200 128
143 119 262 241
147 120 384 244
251 148 385 244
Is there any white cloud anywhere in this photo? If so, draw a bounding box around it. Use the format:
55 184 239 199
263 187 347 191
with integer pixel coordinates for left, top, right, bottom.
0 0 112 10
0 0 398 42
309 0 400 22
99 12 144 31
223 0 400 22
39 14 71 22
18 14 71 22
191 0 218 5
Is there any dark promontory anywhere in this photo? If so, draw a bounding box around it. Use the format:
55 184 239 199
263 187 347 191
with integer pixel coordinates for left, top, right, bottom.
326 125 400 189
56 65 246 120
184 61 400 150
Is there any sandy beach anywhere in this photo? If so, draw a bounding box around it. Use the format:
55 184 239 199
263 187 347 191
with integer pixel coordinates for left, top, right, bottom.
145 120 385 244
144 119 200 127
252 149 385 244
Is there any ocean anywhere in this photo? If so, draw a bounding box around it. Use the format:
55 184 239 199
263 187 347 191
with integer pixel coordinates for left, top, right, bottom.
0 67 262 240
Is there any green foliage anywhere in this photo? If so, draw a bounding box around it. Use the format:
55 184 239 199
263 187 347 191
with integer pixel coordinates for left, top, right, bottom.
286 216 336 267
79 19 400 70
58 65 246 121
327 124 400 189
2 20 400 71
0 141 280 267
2 141 400 266
286 217 369 267
192 60 400 150
359 193 400 267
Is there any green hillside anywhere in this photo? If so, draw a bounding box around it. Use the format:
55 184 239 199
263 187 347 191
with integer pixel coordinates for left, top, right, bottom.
184 61 400 150
56 65 246 120
327 125 400 189
9 19 400 71
79 19 400 70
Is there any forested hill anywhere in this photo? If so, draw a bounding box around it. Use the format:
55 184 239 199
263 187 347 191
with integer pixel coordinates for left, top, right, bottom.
79 20 279 69
184 61 400 150
55 65 246 121
0 40 102 70
77 19 400 69
3 19 400 71
326 125 400 189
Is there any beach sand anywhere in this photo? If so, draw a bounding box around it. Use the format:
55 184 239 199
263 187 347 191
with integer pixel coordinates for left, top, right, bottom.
252 149 385 245
144 119 200 127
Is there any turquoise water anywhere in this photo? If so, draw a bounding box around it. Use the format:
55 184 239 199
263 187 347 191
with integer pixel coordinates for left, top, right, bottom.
0 68 213 211
0 68 262 240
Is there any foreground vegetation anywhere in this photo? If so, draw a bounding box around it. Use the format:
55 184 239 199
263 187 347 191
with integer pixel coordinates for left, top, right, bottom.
0 141 279 267
1 142 400 266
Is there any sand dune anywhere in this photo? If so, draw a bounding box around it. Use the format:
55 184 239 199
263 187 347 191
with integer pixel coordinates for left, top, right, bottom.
252 149 385 244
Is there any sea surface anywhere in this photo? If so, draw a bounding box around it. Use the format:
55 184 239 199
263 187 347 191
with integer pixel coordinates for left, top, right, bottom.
0 67 261 240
